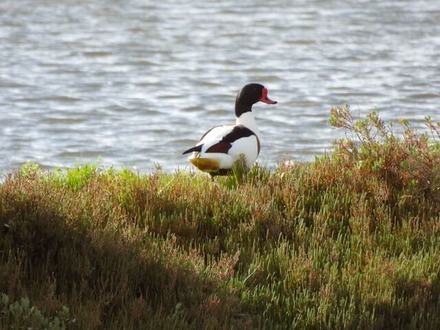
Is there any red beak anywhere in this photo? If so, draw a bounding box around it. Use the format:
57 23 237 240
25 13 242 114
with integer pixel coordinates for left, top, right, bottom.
260 87 277 104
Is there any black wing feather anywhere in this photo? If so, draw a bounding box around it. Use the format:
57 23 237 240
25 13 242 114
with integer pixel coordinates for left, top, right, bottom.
206 125 256 153
222 125 255 143
182 145 202 155
183 125 256 155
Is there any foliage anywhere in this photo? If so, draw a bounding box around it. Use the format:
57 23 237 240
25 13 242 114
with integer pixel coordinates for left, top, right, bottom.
0 294 71 329
329 105 440 225
1 107 440 329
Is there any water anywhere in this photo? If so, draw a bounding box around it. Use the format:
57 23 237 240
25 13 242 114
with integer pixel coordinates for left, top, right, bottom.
1 0 439 174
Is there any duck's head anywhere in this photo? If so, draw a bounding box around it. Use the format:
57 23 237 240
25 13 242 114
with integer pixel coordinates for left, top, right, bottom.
235 83 277 116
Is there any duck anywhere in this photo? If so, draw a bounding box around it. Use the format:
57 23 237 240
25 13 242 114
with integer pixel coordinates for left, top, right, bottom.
182 83 277 175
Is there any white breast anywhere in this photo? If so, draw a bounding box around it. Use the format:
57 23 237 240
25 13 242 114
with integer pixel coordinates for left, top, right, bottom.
227 135 259 167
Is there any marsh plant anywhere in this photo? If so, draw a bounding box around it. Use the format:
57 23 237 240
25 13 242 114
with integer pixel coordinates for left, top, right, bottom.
1 107 440 329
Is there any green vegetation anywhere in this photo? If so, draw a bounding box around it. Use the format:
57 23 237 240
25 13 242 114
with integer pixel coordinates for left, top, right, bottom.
1 106 440 329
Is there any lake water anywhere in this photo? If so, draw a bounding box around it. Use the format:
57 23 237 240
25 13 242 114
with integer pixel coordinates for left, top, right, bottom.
1 0 439 174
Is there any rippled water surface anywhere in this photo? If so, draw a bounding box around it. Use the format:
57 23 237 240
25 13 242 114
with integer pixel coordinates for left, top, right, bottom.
1 0 439 173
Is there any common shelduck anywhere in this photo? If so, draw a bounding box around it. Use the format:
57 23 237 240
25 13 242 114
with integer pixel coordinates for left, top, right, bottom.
182 83 277 175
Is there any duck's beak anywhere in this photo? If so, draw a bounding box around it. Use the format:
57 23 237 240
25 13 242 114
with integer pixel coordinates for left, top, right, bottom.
260 87 278 104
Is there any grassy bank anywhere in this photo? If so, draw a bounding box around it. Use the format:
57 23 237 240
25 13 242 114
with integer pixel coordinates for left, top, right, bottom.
1 106 440 329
